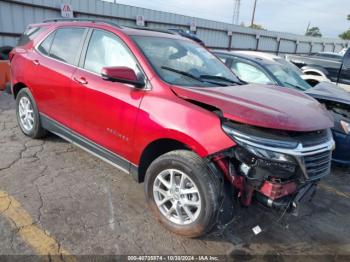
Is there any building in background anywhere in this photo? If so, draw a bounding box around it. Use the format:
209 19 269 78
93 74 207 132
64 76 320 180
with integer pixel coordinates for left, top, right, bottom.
0 0 348 54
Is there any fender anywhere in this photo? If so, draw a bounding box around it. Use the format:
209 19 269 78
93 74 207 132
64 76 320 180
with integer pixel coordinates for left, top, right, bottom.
130 91 236 165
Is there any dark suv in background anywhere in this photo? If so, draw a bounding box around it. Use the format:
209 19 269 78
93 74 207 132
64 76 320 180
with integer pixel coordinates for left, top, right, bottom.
286 49 350 91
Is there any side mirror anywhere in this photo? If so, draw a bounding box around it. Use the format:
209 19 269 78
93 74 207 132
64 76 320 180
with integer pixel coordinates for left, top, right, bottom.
101 66 145 88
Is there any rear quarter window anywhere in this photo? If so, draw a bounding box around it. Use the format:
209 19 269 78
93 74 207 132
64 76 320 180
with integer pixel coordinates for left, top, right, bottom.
37 32 55 56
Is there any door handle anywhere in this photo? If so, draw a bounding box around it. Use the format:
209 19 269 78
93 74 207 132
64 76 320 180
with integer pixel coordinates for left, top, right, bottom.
32 59 40 66
73 76 88 85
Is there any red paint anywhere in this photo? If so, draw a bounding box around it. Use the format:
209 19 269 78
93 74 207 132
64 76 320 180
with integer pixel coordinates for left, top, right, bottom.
101 66 138 82
70 66 144 158
9 51 15 61
213 156 232 183
213 157 250 204
171 85 334 132
259 181 297 200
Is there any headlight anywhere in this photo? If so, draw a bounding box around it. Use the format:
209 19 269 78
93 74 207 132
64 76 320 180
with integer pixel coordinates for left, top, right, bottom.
222 124 296 163
244 144 295 163
222 124 298 149
340 120 349 134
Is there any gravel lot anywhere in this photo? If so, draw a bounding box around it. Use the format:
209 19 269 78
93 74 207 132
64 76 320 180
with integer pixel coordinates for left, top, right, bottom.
0 92 349 260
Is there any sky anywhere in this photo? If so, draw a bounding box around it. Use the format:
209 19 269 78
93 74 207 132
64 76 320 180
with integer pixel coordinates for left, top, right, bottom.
108 0 349 38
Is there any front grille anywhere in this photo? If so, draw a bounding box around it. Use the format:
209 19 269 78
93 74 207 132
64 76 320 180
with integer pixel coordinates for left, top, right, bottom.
303 150 332 180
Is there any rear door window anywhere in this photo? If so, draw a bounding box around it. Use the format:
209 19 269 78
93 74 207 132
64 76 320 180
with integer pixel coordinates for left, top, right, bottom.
49 28 86 65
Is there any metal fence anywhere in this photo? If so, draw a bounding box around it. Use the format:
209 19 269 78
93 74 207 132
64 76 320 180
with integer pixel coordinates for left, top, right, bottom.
0 0 349 54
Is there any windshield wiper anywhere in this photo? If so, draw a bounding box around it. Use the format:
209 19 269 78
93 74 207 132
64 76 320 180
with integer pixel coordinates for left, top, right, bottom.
161 66 204 83
161 66 229 86
200 74 243 85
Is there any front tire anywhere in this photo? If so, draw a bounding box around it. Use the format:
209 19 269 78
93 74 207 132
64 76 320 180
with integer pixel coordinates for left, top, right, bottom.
145 150 221 237
16 88 46 139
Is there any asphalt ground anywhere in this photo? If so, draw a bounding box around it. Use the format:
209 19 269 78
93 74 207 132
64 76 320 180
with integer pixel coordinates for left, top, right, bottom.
0 92 349 261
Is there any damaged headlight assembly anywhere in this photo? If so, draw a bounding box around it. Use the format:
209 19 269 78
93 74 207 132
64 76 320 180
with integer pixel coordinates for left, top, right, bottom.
242 143 295 163
222 123 334 180
222 123 299 179
222 124 297 162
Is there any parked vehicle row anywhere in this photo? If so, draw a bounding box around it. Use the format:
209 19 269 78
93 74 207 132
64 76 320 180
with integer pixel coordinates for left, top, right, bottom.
10 19 337 237
214 50 350 165
285 49 350 91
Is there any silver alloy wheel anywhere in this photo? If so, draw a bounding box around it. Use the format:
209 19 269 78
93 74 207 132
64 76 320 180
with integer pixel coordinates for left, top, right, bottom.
18 96 35 132
153 169 202 225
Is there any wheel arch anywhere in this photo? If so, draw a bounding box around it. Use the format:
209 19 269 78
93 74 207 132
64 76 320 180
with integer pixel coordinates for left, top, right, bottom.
12 82 28 99
301 65 329 78
137 138 192 183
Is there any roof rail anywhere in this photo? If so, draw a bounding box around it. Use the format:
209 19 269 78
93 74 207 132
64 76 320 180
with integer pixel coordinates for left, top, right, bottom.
126 26 176 35
43 18 122 29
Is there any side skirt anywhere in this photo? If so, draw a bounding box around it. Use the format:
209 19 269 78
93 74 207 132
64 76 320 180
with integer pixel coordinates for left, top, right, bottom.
40 113 139 181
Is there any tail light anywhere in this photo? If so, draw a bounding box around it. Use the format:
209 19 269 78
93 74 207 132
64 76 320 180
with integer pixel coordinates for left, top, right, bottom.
9 50 15 62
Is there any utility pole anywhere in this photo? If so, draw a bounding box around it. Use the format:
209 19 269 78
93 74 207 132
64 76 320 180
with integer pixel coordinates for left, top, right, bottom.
232 0 241 25
305 21 311 34
250 0 257 27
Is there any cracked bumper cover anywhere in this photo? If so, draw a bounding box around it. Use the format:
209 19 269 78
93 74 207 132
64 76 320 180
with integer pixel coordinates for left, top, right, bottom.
255 182 317 211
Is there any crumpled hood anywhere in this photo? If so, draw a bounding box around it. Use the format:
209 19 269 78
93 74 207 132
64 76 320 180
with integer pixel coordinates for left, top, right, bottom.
306 82 350 105
171 84 334 132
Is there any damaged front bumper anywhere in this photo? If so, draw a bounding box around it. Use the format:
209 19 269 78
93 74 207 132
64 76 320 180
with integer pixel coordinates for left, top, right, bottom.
210 122 335 212
255 182 317 211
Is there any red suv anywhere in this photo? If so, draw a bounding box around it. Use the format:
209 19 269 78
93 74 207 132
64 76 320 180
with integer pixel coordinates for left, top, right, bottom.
11 19 335 237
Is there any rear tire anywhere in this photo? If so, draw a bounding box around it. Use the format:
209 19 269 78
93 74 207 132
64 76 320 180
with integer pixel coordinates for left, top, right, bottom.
16 88 46 139
145 150 221 237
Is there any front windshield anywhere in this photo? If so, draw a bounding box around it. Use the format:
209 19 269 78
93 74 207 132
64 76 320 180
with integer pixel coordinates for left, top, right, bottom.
132 36 240 87
266 63 312 91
